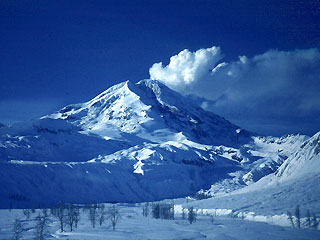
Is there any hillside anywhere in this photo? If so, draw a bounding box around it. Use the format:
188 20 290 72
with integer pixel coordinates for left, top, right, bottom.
189 131 320 222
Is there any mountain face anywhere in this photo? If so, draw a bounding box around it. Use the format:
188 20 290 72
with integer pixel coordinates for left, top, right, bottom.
46 80 250 146
193 130 320 218
275 131 320 180
0 80 310 208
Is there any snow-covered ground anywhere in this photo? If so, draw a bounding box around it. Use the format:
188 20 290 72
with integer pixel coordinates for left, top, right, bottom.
1 204 319 240
183 132 320 229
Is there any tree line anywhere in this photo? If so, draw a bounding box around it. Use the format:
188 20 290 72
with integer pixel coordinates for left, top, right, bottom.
13 202 121 240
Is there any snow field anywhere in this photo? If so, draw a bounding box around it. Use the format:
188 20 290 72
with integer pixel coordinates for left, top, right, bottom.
1 204 319 240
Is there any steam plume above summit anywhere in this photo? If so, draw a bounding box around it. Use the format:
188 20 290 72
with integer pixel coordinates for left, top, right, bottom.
149 47 320 136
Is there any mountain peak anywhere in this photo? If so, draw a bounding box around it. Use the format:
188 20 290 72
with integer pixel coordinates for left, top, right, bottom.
89 80 131 104
1 80 315 208
44 79 249 146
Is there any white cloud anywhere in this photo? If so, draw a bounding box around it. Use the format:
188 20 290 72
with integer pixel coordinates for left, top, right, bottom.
149 46 224 96
149 47 320 136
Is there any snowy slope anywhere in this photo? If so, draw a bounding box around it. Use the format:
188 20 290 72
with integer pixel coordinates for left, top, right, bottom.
276 131 320 180
46 80 250 146
188 131 320 224
0 118 129 163
0 79 312 208
240 134 309 185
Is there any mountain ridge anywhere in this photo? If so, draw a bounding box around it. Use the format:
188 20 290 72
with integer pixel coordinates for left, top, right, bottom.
0 79 313 208
45 79 250 147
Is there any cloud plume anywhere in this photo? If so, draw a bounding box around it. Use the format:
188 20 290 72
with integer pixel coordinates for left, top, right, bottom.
149 47 320 136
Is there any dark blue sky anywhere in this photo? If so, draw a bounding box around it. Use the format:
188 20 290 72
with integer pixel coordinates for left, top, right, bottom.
1 0 320 136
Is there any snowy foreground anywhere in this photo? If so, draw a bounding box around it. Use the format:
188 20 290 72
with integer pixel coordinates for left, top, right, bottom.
1 203 319 240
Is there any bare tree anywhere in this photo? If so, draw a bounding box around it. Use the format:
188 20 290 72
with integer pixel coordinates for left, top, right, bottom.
66 204 75 231
108 205 120 231
151 203 174 220
34 212 49 240
188 207 196 224
142 203 149 217
56 202 65 232
306 209 311 228
13 218 23 240
182 208 186 220
152 203 160 219
210 215 214 224
166 204 174 220
73 205 81 229
98 204 106 226
89 204 97 228
295 205 301 229
287 210 295 228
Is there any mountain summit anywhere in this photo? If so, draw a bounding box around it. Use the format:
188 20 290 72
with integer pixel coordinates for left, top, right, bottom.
0 80 310 208
46 80 249 147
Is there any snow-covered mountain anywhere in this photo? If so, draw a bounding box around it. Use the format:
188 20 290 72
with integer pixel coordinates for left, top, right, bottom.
46 80 250 146
0 79 312 208
276 131 320 180
191 130 320 220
